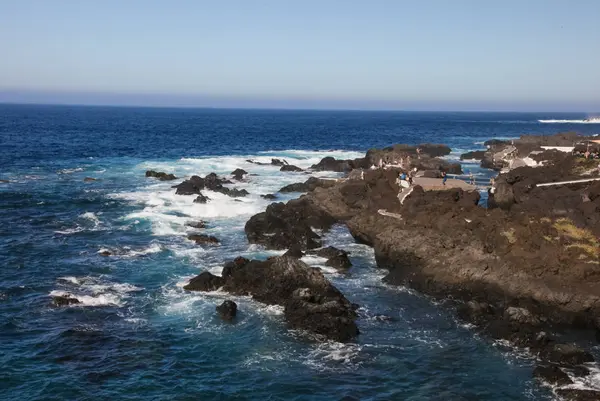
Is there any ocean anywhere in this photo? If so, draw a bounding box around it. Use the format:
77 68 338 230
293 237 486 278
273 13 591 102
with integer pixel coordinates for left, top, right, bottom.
1 104 599 400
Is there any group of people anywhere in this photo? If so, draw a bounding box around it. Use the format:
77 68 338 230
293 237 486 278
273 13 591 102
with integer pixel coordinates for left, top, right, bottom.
398 168 418 187
573 149 600 159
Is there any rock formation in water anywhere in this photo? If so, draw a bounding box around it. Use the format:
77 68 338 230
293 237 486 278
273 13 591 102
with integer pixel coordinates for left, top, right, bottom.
244 137 600 394
184 256 359 342
146 170 177 181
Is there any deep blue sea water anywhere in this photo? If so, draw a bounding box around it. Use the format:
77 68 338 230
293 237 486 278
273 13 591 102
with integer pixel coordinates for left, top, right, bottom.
1 104 600 401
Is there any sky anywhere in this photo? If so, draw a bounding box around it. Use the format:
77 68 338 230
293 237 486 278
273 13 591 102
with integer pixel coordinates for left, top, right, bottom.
1 0 599 111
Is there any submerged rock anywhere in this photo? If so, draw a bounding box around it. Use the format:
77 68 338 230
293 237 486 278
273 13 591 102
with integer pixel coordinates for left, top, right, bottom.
186 221 207 229
261 194 277 200
183 272 224 291
193 193 210 204
146 170 177 181
52 294 81 306
187 234 220 246
83 177 97 182
98 250 112 257
216 300 237 321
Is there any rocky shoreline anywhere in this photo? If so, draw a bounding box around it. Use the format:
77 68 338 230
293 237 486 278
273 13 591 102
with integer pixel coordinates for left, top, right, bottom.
137 132 600 399
244 133 599 399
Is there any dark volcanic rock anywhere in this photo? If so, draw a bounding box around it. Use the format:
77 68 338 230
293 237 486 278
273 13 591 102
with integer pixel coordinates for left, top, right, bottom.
188 234 220 245
220 256 358 341
279 177 337 193
52 294 81 306
310 156 358 172
245 198 336 250
556 389 600 401
261 194 277 200
280 165 303 172
0 179 9 183
283 245 305 259
220 188 249 198
193 193 210 203
231 168 248 180
271 158 288 166
173 175 205 195
216 300 237 320
186 221 207 229
83 177 97 182
146 170 177 181
533 364 573 386
460 150 486 161
183 272 225 291
316 246 348 259
98 250 112 257
222 257 250 280
540 343 594 367
326 254 352 270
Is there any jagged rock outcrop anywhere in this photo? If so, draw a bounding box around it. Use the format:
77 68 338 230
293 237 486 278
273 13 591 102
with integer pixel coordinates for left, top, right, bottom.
279 177 337 193
184 256 358 341
52 294 81 306
146 170 177 181
280 165 303 172
231 168 248 180
173 173 248 198
183 272 224 291
245 198 336 250
460 150 486 161
216 300 237 321
193 193 210 204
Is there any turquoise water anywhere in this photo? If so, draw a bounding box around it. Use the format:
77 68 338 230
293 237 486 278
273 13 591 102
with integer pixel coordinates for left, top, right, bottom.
2 105 600 400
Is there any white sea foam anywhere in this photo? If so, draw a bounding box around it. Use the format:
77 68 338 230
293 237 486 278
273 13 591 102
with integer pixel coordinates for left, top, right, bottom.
51 276 142 307
57 167 84 174
80 211 100 225
539 119 600 124
50 290 122 307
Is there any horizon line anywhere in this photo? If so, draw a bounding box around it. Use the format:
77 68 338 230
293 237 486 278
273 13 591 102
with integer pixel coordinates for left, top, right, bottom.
0 101 596 114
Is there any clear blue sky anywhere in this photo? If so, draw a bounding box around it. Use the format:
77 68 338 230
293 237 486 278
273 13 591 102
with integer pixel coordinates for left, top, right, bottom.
1 0 599 111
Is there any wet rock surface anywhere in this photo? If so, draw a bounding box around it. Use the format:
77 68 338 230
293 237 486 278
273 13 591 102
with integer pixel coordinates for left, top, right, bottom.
280 165 303 172
186 221 207 229
245 198 336 250
187 234 220 246
216 300 237 321
173 173 249 198
231 168 248 180
279 177 337 193
52 294 81 306
193 193 210 203
183 272 224 291
146 170 177 181
185 256 358 341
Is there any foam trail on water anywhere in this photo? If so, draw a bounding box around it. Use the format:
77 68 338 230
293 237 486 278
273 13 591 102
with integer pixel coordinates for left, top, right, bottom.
539 119 600 124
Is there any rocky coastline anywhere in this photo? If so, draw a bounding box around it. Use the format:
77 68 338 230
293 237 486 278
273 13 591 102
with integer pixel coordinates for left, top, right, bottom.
172 133 600 399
